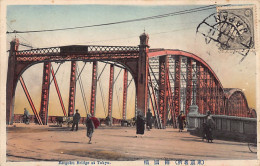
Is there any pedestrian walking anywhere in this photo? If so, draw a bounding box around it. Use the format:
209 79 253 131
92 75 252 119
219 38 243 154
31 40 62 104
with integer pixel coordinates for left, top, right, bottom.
136 111 145 135
86 114 95 144
71 109 81 131
146 108 152 130
23 108 30 124
205 110 215 143
177 111 186 132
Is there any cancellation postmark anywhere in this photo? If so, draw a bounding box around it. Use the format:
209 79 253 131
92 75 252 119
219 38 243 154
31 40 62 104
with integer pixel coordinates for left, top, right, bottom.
196 5 255 61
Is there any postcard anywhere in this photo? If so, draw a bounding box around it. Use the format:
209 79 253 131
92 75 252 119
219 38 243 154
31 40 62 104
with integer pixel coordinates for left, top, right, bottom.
1 0 259 166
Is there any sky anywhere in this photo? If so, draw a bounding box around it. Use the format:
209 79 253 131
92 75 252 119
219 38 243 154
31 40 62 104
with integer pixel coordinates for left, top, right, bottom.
6 4 256 119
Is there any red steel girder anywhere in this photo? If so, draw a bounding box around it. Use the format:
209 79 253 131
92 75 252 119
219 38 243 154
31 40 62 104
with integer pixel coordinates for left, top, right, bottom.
185 58 193 115
19 76 43 125
148 71 162 129
202 67 207 114
196 62 202 114
107 64 114 121
16 45 139 60
212 80 216 114
219 88 225 115
122 69 128 120
216 84 220 114
6 39 19 124
90 61 98 116
158 55 168 128
148 50 223 90
174 56 181 118
51 67 67 116
68 61 77 117
209 75 214 113
166 67 176 128
225 90 250 117
39 62 51 125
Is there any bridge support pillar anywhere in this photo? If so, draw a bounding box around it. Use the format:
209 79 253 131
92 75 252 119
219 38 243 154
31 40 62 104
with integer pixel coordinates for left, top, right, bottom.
174 56 181 118
90 61 98 116
108 64 114 124
6 39 19 125
39 62 51 125
136 32 149 131
122 69 128 120
185 58 193 116
196 62 202 114
158 55 168 128
68 61 77 117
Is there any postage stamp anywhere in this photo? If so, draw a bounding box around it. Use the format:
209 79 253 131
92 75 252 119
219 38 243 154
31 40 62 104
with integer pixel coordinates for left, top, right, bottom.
196 6 256 61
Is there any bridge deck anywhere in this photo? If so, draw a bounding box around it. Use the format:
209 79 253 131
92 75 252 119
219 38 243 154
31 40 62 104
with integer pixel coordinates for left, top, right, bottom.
6 124 256 162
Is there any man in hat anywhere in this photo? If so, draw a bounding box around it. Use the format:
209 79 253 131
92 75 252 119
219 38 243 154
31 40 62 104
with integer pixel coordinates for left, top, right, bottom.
205 110 215 143
71 109 81 131
136 111 145 135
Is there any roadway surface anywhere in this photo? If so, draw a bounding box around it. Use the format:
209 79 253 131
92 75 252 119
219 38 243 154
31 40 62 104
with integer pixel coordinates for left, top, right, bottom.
6 123 257 162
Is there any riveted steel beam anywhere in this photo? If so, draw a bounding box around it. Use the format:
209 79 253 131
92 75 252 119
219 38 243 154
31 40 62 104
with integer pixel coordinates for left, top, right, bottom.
19 76 43 125
90 61 98 116
107 64 114 122
174 56 181 118
185 58 193 116
122 69 128 120
39 62 51 125
68 61 77 117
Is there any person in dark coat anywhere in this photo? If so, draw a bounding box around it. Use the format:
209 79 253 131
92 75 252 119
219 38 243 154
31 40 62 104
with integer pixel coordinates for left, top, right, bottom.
205 110 215 143
177 111 185 132
201 122 208 141
71 109 81 131
105 116 111 126
86 114 95 144
23 108 30 124
146 108 152 130
136 111 145 135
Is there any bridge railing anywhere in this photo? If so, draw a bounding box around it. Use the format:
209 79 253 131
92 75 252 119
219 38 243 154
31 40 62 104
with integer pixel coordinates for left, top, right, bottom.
187 111 257 142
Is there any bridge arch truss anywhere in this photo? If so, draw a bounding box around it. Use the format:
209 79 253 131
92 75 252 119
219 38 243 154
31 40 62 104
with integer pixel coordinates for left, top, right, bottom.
6 35 255 128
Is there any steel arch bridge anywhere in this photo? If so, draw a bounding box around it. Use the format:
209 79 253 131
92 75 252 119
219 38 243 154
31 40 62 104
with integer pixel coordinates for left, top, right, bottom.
6 33 255 128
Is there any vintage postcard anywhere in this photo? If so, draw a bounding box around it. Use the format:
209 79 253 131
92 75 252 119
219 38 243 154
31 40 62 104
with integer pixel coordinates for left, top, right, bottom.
0 0 259 166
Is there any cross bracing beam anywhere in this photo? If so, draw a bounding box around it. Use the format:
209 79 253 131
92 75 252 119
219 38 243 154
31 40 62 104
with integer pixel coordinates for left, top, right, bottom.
76 64 89 115
166 66 177 128
51 66 67 116
50 63 62 84
76 62 87 81
19 76 43 125
148 71 162 129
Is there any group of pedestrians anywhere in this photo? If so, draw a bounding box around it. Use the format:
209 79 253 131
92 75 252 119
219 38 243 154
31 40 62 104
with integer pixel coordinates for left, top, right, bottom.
23 106 215 143
177 110 215 143
70 109 96 144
